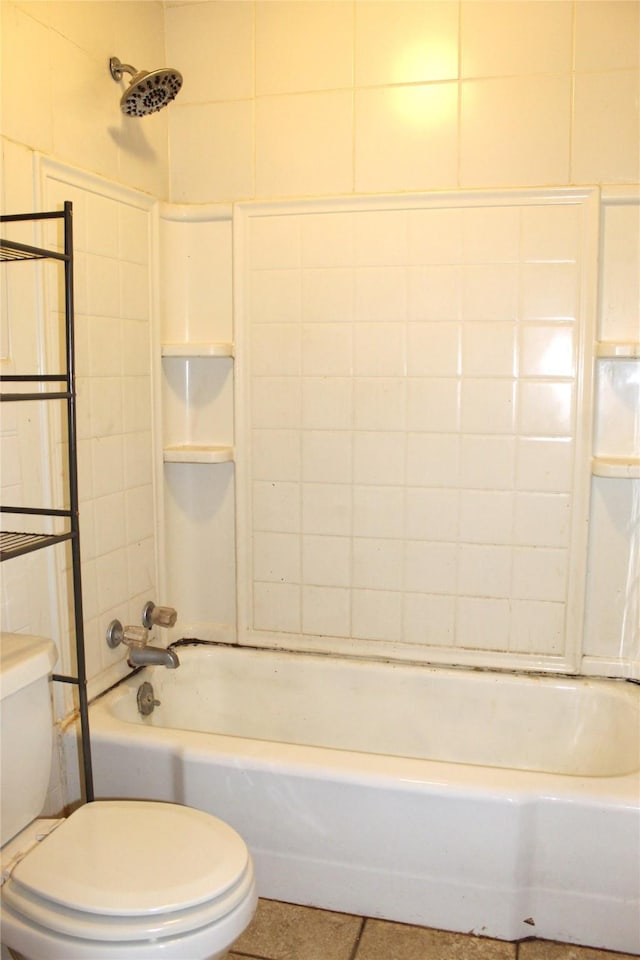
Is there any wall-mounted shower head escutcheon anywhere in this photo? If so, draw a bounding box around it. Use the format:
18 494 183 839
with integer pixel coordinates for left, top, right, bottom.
142 602 178 630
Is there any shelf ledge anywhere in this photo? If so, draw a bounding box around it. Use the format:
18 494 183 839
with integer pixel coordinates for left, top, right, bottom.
0 529 74 561
161 341 234 358
592 457 640 479
163 444 234 464
595 342 640 359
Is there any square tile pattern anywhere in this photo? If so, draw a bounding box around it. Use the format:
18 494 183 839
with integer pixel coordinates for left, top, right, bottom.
0 171 158 695
161 0 640 202
242 195 590 664
224 899 638 960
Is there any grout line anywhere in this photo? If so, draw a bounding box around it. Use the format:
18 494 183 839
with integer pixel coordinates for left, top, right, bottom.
229 952 272 960
349 916 368 960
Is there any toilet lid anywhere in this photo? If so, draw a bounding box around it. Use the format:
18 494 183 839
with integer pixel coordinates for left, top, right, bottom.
8 801 250 918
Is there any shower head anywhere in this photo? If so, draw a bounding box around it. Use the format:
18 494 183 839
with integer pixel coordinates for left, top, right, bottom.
109 56 182 117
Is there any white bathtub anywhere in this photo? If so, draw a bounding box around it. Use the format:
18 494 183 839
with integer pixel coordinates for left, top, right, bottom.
87 642 640 953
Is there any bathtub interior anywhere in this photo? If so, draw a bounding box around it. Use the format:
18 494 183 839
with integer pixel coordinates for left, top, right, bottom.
111 642 640 777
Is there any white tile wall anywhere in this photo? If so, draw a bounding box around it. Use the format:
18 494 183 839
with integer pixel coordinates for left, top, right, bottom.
2 1 169 199
237 191 595 670
460 1 573 78
460 75 572 188
256 90 353 199
256 1 354 96
1 164 158 749
170 100 254 203
0 0 168 744
1 202 67 649
572 70 640 185
166 0 254 104
43 169 157 700
357 1 458 85
166 0 639 203
355 83 459 193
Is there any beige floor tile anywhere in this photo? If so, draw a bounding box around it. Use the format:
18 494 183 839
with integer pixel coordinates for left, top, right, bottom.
230 898 364 960
518 941 640 960
355 918 517 959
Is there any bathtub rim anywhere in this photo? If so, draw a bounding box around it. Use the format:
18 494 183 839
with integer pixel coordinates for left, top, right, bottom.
90 639 640 780
118 637 640 704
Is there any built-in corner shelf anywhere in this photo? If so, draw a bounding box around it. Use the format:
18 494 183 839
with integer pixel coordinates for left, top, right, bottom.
592 457 640 479
163 444 234 464
595 341 640 359
161 341 234 358
161 341 234 465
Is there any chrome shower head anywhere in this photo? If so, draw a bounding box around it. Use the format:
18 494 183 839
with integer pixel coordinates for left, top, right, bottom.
109 56 183 117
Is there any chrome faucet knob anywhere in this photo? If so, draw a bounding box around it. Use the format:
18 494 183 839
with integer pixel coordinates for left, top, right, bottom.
106 620 148 649
142 601 178 629
122 625 148 647
137 682 160 716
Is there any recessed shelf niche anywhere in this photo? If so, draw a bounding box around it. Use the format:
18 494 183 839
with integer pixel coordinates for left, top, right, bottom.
158 205 236 640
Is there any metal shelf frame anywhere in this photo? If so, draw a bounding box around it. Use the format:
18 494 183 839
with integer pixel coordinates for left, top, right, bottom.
0 202 94 802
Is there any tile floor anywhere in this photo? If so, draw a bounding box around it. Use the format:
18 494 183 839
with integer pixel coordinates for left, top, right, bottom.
225 899 639 960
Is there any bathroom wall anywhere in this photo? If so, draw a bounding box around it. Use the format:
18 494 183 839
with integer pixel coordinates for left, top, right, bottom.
166 0 639 202
0 1 172 811
1 1 170 200
163 1 639 676
234 189 599 675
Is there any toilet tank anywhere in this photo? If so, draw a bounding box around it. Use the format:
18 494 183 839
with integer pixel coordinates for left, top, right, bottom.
0 633 57 845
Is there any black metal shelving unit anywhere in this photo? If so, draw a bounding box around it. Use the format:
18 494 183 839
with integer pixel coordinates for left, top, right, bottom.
0 202 94 802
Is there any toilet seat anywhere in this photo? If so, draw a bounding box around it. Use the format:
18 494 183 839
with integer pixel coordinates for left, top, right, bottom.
2 800 254 942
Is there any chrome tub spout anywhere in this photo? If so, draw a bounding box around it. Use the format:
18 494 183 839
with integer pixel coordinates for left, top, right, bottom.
127 645 180 669
105 620 180 669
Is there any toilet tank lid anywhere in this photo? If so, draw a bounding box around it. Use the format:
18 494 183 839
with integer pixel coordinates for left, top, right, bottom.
0 633 57 700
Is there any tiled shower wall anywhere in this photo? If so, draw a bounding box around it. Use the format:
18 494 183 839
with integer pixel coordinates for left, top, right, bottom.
0 157 158 709
1 0 169 712
164 0 638 677
166 0 639 202
45 169 158 704
0 0 638 709
237 190 597 673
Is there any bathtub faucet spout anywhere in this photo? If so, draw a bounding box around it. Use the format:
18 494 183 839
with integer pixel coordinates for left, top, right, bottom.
127 644 180 669
106 619 180 669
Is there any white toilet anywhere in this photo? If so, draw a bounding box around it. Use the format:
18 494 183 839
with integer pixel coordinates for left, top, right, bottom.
0 633 257 960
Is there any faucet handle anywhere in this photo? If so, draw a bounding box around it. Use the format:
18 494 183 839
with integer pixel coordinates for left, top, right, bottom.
122 625 148 647
142 601 177 629
106 620 148 649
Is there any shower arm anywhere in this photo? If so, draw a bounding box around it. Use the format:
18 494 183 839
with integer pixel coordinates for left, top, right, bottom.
109 57 138 82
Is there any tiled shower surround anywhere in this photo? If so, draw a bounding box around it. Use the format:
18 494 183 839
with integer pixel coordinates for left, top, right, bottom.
1 0 638 811
0 167 159 700
237 191 596 671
